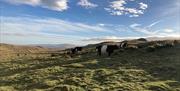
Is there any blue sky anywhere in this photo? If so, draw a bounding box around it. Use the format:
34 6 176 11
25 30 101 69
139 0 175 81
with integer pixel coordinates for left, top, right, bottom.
0 0 180 45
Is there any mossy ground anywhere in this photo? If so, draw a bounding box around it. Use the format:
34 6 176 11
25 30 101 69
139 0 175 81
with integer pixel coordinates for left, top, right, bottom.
0 45 180 91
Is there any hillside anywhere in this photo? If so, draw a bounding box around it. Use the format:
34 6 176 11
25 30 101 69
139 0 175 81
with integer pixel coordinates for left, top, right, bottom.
0 40 180 91
0 43 49 61
30 44 76 50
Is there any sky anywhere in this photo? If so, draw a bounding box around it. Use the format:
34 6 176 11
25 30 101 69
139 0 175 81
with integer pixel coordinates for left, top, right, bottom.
0 0 180 45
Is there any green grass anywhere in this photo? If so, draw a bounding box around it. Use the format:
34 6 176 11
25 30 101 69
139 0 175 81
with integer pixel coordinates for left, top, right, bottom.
0 45 180 91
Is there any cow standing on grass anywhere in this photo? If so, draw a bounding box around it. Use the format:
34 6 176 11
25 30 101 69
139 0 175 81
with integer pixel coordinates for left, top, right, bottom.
119 42 128 48
96 45 103 56
96 42 127 56
71 47 83 54
106 45 119 56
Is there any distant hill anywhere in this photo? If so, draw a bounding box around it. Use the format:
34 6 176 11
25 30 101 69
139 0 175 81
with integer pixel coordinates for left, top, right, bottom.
146 37 180 41
0 43 49 60
0 43 76 60
30 44 76 50
0 43 49 53
82 36 179 43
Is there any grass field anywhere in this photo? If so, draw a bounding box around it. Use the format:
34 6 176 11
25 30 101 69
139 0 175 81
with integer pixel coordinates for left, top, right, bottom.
0 42 180 91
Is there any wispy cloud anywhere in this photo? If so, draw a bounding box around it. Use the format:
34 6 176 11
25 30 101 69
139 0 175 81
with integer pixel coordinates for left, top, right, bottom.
130 21 161 35
105 0 148 17
0 16 116 44
163 29 174 33
146 20 161 28
1 16 111 33
4 0 69 11
82 36 122 42
1 16 179 44
81 36 150 44
129 21 180 38
77 0 98 8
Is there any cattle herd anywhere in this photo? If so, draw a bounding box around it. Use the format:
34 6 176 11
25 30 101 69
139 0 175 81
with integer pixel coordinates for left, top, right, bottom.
66 40 178 57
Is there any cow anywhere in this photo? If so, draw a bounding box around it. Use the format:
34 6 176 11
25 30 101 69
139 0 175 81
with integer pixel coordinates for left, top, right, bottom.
96 42 127 56
96 45 102 56
71 47 83 54
119 42 128 48
106 45 119 56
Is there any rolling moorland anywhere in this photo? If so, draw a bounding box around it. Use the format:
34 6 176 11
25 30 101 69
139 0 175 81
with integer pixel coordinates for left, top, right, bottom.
0 39 180 91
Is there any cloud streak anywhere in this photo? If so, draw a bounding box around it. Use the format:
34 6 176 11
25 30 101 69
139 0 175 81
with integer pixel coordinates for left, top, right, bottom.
1 16 179 44
129 21 162 35
146 21 161 28
1 16 111 33
129 21 180 39
4 0 69 11
82 36 141 42
0 16 116 42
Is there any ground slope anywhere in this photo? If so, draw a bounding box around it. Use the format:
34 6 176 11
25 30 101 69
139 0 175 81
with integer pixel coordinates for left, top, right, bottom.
0 43 180 91
0 43 48 61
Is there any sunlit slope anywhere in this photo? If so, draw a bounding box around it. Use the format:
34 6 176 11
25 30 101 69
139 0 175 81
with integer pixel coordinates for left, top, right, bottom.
0 41 180 91
0 43 48 61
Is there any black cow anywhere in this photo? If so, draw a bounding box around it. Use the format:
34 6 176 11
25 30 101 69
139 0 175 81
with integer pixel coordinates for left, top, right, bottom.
106 45 119 56
119 42 128 48
96 42 128 56
96 45 102 56
71 47 83 54
96 45 119 56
